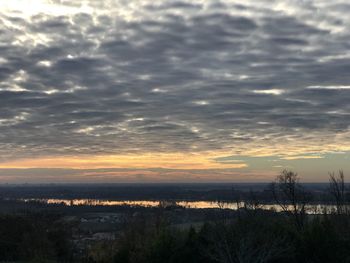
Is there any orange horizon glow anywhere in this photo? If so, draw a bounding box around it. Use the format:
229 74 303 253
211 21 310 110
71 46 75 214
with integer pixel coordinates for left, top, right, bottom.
0 152 247 170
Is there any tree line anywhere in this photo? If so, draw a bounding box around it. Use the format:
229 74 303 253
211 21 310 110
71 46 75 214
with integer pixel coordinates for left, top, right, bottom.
0 170 349 263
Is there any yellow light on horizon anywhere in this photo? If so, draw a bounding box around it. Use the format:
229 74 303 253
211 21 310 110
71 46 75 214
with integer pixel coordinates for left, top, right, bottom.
0 152 247 170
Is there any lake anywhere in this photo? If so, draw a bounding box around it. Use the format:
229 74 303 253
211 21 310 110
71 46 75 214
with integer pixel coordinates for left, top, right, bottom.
22 198 338 214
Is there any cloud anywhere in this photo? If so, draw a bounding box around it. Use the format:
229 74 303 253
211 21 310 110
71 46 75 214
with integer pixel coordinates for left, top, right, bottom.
280 155 324 160
252 89 286 95
0 0 350 173
0 167 272 183
306 85 350 90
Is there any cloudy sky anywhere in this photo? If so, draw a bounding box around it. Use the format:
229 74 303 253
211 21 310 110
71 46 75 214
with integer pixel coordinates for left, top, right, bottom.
1 0 350 183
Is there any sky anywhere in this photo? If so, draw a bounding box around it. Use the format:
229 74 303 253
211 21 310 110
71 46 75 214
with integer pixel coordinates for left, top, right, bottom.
1 0 350 183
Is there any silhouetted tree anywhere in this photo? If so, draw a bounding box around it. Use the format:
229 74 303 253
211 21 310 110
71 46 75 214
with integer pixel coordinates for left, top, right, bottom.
270 170 310 229
329 170 348 215
207 215 293 263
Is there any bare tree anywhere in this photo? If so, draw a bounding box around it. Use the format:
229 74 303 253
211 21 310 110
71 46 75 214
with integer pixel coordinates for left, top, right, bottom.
230 187 243 221
270 170 310 229
244 190 263 213
329 170 348 215
235 233 291 263
207 222 292 263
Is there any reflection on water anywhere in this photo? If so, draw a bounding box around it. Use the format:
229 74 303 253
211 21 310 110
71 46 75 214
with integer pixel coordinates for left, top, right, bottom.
22 198 337 214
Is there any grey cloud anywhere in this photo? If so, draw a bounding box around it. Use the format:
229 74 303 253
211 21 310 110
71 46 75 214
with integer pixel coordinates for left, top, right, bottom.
0 0 350 160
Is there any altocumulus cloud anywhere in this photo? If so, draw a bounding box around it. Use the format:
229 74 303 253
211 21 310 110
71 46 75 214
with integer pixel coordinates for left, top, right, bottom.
1 0 350 167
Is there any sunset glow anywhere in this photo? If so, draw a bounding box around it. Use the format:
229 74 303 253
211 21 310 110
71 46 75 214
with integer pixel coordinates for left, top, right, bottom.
0 152 247 170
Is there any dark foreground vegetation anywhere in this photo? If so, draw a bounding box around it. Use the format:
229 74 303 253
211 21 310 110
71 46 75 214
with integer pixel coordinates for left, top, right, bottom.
0 170 349 263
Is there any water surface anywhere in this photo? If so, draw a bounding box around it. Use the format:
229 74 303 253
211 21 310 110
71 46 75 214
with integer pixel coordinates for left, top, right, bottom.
23 198 338 214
